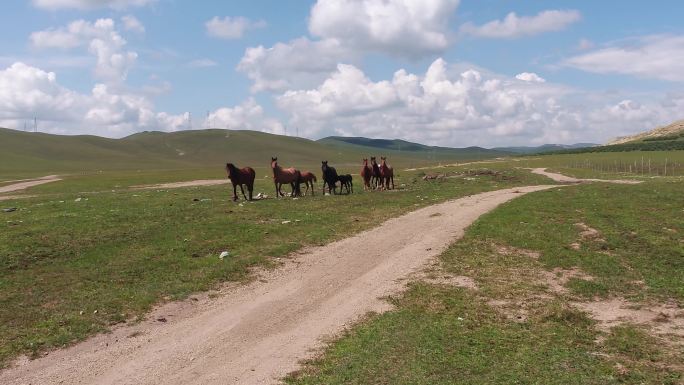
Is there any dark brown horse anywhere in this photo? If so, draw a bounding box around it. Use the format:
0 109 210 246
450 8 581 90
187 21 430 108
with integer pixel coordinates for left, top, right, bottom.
271 157 302 197
370 156 382 190
299 171 317 196
225 163 255 201
380 156 394 190
361 158 372 191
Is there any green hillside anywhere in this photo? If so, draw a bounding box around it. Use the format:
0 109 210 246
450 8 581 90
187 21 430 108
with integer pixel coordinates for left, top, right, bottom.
317 136 509 161
0 128 507 176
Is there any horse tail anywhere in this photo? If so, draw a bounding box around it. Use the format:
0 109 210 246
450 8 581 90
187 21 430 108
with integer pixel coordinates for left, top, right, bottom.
312 174 317 182
295 170 302 196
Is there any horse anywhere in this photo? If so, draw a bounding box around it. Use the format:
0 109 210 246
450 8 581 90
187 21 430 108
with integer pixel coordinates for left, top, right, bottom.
338 174 353 194
299 171 317 196
370 156 382 190
360 158 372 191
321 161 339 195
380 156 394 190
271 157 302 197
225 163 256 201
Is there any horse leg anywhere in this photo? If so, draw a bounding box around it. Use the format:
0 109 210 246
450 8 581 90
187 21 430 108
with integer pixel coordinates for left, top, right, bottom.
350 179 353 193
247 183 253 200
391 176 394 189
239 184 247 200
232 184 238 201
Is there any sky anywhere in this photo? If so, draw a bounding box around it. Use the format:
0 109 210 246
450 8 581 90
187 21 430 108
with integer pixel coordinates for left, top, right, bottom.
1 0 683 147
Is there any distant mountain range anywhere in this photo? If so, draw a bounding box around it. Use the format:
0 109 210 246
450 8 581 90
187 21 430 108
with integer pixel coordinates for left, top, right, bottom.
492 143 599 154
318 136 597 155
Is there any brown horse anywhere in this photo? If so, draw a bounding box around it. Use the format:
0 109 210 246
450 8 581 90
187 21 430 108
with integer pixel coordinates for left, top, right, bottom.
271 157 302 197
380 156 394 190
360 158 372 191
370 156 382 190
299 171 317 196
225 163 256 201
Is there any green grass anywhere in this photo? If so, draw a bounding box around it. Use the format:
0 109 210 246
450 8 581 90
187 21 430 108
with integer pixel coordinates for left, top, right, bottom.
519 150 684 178
287 173 683 384
0 165 550 366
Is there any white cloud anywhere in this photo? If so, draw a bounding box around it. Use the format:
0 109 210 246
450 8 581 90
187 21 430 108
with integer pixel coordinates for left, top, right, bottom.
515 72 545 83
188 58 218 68
206 98 284 134
460 10 581 39
237 37 353 92
205 16 266 39
309 0 459 58
237 0 460 92
121 15 145 34
32 0 155 10
0 62 83 122
30 19 137 83
275 58 683 146
563 35 684 82
0 62 186 136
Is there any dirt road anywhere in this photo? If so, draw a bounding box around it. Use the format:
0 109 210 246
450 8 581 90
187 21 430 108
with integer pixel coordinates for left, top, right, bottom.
529 168 642 184
0 175 61 194
0 184 557 385
131 179 231 189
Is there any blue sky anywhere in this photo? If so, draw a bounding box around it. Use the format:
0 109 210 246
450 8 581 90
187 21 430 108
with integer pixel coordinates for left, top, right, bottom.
1 0 683 147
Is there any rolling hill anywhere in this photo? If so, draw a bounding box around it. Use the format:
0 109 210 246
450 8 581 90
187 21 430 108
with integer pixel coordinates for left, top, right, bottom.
0 128 509 175
493 143 598 154
608 120 684 145
317 136 509 161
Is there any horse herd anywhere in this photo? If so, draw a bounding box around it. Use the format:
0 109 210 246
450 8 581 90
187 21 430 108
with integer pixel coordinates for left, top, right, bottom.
224 156 395 201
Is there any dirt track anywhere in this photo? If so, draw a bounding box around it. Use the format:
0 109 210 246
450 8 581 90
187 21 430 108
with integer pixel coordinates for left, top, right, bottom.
0 175 61 195
0 184 558 385
131 179 231 189
529 168 642 184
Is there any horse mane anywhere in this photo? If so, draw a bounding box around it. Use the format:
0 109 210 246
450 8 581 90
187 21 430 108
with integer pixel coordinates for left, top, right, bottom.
226 163 238 175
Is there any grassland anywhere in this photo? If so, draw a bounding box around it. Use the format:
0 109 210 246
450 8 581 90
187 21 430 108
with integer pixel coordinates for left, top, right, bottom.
517 150 684 178
2 133 682 382
0 164 550 367
286 171 683 384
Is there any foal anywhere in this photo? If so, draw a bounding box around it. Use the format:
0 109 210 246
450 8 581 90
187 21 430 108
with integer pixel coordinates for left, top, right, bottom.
299 171 317 196
338 174 353 194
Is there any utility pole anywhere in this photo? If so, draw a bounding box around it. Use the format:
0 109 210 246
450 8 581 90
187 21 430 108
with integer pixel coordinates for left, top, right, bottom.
206 111 210 128
34 117 37 132
188 112 192 130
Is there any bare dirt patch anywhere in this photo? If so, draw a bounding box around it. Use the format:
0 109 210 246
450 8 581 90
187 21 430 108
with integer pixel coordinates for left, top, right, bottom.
422 274 479 290
131 179 231 189
575 222 606 243
541 267 595 295
574 299 684 340
495 244 541 259
0 194 37 202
